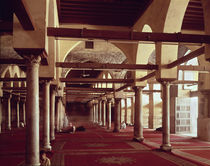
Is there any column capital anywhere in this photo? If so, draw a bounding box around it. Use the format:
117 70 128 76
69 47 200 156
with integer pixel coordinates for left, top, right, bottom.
13 95 21 102
21 97 26 102
24 55 41 65
3 92 12 99
132 86 144 91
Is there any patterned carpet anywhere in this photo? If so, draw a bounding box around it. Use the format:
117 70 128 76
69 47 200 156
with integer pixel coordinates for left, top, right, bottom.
1 123 210 166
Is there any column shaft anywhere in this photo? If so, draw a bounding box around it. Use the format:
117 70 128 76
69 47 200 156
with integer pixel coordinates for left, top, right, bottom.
160 82 171 151
102 100 106 127
25 56 41 166
124 98 128 124
98 100 102 125
7 95 11 130
50 87 56 140
131 97 134 124
107 99 112 130
42 81 51 150
55 97 60 132
23 100 26 125
113 98 121 132
95 103 98 123
16 97 20 128
0 97 3 133
133 87 144 142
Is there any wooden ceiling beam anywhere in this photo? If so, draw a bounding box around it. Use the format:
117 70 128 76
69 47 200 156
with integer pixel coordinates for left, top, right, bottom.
56 62 158 70
60 78 134 84
167 46 204 68
14 0 35 30
47 27 210 43
137 71 156 82
0 77 52 82
65 87 113 92
178 65 210 72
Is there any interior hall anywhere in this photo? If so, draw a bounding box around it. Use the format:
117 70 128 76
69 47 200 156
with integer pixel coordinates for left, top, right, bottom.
0 0 210 165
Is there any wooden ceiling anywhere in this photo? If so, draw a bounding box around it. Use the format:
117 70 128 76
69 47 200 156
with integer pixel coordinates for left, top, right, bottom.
182 0 204 31
57 0 153 26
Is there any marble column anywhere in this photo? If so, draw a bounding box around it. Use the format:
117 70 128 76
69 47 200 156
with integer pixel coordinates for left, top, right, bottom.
0 97 3 133
59 101 64 131
113 98 121 132
102 98 106 127
93 102 96 123
124 98 128 124
22 98 26 125
160 81 171 151
131 97 134 124
107 98 112 130
133 86 144 142
98 100 102 125
50 86 56 141
55 97 60 132
5 93 11 130
16 96 20 128
120 99 122 126
25 55 41 166
95 101 98 123
42 81 51 150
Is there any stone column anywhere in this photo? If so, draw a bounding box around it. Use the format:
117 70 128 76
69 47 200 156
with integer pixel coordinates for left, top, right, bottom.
102 98 106 127
5 93 11 130
22 98 26 125
50 86 56 141
59 101 64 131
148 84 154 129
25 55 41 166
131 97 134 124
120 99 122 126
113 98 121 132
124 98 128 124
93 102 96 123
42 81 51 150
160 81 171 151
133 86 144 142
55 97 60 132
107 98 112 130
16 96 20 128
95 101 98 123
98 100 102 125
0 97 3 133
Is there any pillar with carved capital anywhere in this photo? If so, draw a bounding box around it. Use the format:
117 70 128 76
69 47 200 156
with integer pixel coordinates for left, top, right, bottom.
107 98 112 130
50 86 56 141
25 55 41 166
133 86 144 142
113 98 121 132
15 96 20 128
160 81 171 151
102 97 106 127
42 81 51 150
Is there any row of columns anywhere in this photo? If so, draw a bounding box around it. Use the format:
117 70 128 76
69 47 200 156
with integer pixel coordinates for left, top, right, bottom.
0 94 26 132
0 55 67 166
90 82 171 151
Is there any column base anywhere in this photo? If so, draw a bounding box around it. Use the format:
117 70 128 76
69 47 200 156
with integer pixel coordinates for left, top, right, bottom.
133 137 144 142
113 128 120 133
160 144 172 151
50 137 55 141
42 145 52 151
25 162 40 166
7 127 11 130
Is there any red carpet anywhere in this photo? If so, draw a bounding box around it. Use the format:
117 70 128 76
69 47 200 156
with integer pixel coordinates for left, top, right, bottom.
65 152 180 166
